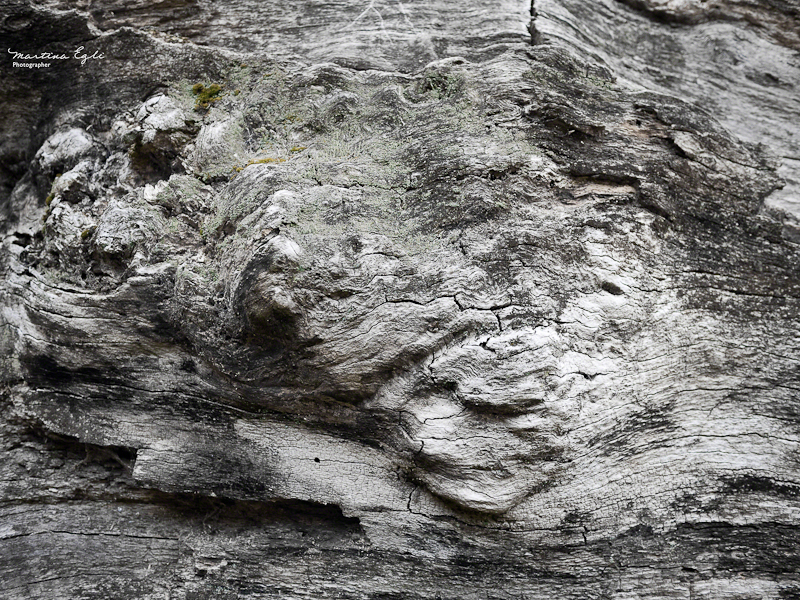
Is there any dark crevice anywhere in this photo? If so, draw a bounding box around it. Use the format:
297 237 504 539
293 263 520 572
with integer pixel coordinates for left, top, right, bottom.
20 420 138 473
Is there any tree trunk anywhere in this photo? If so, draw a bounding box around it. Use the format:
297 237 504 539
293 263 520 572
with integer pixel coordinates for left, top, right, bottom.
1 0 799 597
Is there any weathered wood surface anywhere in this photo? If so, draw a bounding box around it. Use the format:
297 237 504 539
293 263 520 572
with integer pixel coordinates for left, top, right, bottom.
1 0 800 598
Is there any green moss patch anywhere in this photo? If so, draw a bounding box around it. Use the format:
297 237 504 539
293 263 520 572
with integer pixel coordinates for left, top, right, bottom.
192 83 224 111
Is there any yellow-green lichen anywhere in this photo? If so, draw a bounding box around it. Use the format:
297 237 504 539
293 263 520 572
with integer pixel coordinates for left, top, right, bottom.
231 157 287 173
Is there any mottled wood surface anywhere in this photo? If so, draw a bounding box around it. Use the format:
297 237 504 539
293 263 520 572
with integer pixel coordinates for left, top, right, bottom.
1 0 800 598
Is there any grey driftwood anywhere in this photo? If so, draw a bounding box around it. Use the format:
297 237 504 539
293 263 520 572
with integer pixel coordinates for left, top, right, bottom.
1 0 800 597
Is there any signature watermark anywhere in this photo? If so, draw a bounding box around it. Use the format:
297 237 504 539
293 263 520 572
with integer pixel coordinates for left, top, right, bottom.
8 46 105 69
